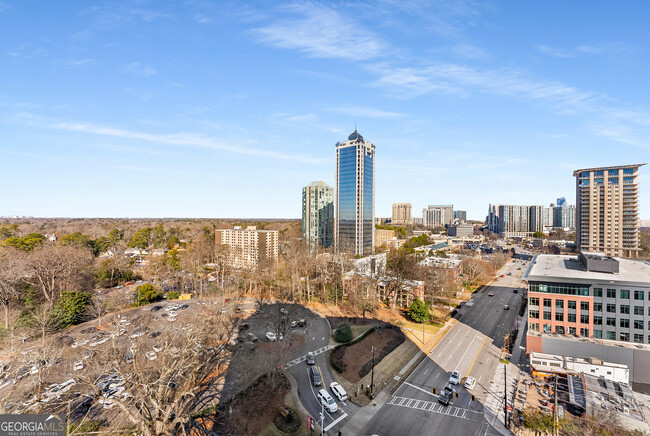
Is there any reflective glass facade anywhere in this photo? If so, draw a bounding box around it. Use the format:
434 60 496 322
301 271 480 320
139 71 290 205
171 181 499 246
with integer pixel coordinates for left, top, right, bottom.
335 131 375 256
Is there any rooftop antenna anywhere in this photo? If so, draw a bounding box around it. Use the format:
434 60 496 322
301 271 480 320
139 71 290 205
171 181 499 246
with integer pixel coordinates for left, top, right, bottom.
355 122 357 132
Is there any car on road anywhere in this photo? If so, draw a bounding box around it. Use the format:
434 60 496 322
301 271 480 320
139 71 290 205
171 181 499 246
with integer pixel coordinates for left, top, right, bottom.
488 292 494 297
503 305 510 310
464 376 477 390
438 386 453 406
317 389 338 413
500 274 505 278
330 382 348 402
266 332 277 341
310 366 322 386
449 371 461 385
306 352 315 365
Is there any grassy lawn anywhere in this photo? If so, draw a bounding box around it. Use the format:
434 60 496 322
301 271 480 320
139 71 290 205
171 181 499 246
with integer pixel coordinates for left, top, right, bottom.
396 319 442 336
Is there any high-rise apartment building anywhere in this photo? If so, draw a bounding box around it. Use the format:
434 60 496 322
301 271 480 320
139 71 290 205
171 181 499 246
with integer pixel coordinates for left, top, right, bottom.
422 205 454 228
302 181 334 249
336 130 375 256
557 197 567 208
215 226 278 269
487 204 544 237
574 164 646 258
392 203 412 225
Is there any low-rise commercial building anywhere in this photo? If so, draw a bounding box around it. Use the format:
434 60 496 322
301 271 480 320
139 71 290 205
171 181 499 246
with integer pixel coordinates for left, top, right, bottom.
530 352 629 384
375 229 396 249
447 224 473 238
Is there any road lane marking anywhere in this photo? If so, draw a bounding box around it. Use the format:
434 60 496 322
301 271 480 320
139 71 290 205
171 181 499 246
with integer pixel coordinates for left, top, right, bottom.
465 335 489 381
387 395 480 421
324 412 348 432
403 381 438 398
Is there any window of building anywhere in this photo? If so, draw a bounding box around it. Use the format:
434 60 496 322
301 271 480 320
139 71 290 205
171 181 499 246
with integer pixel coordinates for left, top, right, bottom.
620 319 630 328
623 168 634 175
529 297 539 306
607 289 616 298
594 330 602 339
543 298 552 307
556 300 564 308
634 290 644 301
608 169 619 176
581 314 589 324
607 331 616 340
568 301 576 309
634 320 644 330
568 313 576 323
620 305 630 314
623 177 635 184
580 328 589 337
634 334 644 343
580 301 589 311
555 326 565 334
529 283 590 296
529 310 539 319
634 306 644 316
594 316 602 325
555 312 564 322
621 290 630 299
529 323 539 332
593 288 603 297
594 303 602 312
607 304 616 313
607 317 616 327
568 327 577 335
543 324 551 333
620 332 630 341
543 311 552 320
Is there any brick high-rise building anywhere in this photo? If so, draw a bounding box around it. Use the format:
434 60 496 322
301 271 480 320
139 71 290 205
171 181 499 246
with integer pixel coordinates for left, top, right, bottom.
574 164 646 258
215 226 278 269
392 203 412 225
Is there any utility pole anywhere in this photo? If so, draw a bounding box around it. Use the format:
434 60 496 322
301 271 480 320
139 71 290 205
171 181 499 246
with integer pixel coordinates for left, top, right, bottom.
370 345 375 398
504 364 508 429
320 401 325 436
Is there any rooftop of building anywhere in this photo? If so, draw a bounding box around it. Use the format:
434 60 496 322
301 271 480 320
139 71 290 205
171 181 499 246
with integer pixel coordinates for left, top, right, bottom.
419 254 463 269
572 163 647 176
523 253 650 286
305 180 331 188
530 352 628 370
582 374 647 429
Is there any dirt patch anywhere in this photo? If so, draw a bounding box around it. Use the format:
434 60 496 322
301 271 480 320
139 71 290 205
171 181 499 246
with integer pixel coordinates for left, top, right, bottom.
273 408 301 433
211 371 290 436
257 333 306 354
333 327 405 382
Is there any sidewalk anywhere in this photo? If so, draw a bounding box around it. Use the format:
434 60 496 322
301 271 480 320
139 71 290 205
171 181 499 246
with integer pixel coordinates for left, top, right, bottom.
338 319 456 435
484 363 517 436
509 306 528 367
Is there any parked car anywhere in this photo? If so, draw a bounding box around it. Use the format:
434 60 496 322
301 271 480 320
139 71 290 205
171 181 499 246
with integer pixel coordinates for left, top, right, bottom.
464 376 477 390
513 289 518 294
310 366 322 386
306 352 315 365
330 382 348 402
317 389 338 413
179 304 189 310
247 333 258 342
297 319 306 327
73 361 84 371
146 351 157 361
149 331 161 338
150 306 163 312
280 308 288 315
504 305 510 310
290 321 297 328
266 332 277 342
238 323 250 330
449 371 461 385
153 345 163 352
125 353 134 364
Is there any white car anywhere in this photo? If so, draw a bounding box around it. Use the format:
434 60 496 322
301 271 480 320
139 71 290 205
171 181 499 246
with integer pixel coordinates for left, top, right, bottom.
330 382 348 402
130 330 144 339
152 345 163 352
146 351 157 361
266 332 277 342
50 379 76 395
73 361 84 371
449 371 461 385
317 389 338 413
90 337 109 347
280 308 288 315
167 316 177 322
464 376 477 390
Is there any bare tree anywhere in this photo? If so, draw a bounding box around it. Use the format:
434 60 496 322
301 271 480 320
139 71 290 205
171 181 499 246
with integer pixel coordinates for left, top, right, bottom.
384 249 419 309
28 304 60 343
462 258 492 288
86 294 110 328
0 247 26 328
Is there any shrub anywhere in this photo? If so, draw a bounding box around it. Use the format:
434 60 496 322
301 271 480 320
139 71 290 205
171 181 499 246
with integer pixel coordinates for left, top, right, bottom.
334 323 353 343
55 291 92 326
167 291 180 300
408 299 429 323
133 284 162 307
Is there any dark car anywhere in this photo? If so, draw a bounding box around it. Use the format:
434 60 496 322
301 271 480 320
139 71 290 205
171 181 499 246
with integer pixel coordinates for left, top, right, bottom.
150 306 163 312
438 387 453 406
513 289 518 294
238 323 250 330
81 327 97 334
310 366 322 386
179 304 189 310
149 331 161 338
297 319 306 327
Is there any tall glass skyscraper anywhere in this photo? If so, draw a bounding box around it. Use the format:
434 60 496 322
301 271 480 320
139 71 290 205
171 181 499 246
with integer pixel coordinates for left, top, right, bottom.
336 130 375 256
302 181 334 250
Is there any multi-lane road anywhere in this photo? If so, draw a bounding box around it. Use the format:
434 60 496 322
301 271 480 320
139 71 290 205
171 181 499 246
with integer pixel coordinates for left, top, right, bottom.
359 258 529 435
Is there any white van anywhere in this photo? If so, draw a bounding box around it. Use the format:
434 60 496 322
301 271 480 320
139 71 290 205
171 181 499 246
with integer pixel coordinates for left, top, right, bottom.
330 382 347 402
317 389 338 413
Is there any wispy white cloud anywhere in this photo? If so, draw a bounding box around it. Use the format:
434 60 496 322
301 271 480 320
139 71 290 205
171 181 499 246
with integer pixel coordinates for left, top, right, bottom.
50 122 325 163
271 113 346 135
328 105 406 118
123 62 157 77
55 58 93 69
536 42 633 58
254 4 386 60
536 45 574 58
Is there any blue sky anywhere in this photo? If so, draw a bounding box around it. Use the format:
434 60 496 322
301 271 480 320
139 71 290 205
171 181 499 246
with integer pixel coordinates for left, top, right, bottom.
1 1 649 221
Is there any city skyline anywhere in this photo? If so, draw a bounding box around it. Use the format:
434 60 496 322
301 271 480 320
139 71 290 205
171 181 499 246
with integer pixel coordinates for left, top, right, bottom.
1 2 650 220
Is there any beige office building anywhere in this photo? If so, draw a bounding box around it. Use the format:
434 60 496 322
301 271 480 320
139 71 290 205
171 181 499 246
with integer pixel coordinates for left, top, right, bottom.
392 203 412 225
375 229 396 248
215 226 278 269
574 164 646 258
